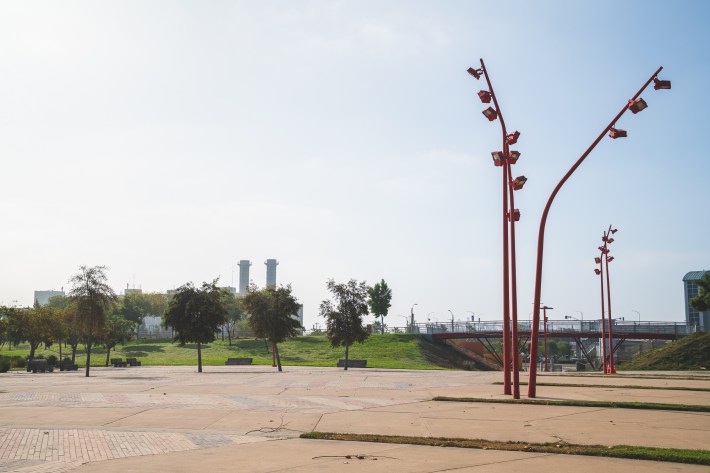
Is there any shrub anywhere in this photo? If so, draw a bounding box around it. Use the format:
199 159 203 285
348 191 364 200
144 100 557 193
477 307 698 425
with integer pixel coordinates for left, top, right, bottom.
0 356 10 373
47 355 58 365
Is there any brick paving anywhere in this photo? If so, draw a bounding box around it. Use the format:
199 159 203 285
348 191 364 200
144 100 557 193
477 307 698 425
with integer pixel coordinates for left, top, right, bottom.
0 428 269 472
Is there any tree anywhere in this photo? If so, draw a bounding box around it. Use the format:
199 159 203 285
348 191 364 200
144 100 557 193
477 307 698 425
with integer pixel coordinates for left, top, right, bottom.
102 314 137 366
367 279 392 334
120 292 168 338
690 273 710 314
220 290 245 346
320 279 370 370
60 302 82 363
241 284 302 372
69 265 117 377
163 280 227 372
14 305 62 360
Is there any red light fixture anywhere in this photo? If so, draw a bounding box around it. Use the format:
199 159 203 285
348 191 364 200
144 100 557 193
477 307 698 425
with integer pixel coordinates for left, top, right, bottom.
610 228 618 234
598 246 608 254
628 98 648 114
607 256 615 263
467 67 482 80
511 175 527 190
506 131 520 145
607 238 614 244
508 150 520 164
653 78 671 90
478 90 492 103
609 128 627 139
482 107 498 121
507 209 520 222
594 269 601 275
594 257 602 264
491 151 505 167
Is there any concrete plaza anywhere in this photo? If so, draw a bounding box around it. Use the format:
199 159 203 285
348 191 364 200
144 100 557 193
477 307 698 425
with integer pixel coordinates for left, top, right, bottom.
0 366 708 472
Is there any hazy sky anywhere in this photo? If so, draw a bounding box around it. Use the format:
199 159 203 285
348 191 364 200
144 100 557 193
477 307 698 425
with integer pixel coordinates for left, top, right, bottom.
1 1 708 329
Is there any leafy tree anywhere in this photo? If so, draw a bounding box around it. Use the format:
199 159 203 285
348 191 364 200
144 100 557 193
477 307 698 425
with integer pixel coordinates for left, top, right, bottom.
163 280 227 372
102 314 137 366
220 290 245 346
241 284 302 372
0 306 22 350
120 292 168 338
320 279 370 370
367 279 392 334
69 265 117 377
60 302 82 363
690 273 710 313
13 305 62 360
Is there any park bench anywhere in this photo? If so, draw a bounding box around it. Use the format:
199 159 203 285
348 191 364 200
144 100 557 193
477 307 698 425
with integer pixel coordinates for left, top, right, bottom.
225 357 253 365
337 359 367 368
27 359 54 373
59 358 79 371
111 358 127 367
126 358 142 367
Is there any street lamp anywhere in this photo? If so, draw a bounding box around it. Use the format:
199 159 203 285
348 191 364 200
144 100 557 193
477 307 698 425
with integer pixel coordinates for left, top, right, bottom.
469 58 528 400
632 309 641 323
410 303 418 332
448 309 455 332
527 66 670 398
603 226 618 374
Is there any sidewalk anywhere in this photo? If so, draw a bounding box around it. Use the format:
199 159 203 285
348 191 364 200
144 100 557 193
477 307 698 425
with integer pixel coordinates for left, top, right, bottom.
0 366 707 472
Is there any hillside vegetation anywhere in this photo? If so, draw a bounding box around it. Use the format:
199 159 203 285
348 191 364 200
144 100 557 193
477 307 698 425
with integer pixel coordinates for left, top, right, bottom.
621 332 710 370
1 334 476 371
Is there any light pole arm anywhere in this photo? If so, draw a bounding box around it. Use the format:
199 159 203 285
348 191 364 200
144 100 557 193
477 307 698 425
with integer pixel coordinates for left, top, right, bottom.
528 66 663 398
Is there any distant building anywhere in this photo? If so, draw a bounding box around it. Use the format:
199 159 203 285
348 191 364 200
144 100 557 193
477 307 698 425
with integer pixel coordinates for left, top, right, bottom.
238 260 251 295
220 286 237 295
124 287 142 296
683 270 709 331
33 290 65 306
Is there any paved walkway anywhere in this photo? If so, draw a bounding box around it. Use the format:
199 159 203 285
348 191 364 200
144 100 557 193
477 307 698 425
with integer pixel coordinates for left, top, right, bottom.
0 366 707 472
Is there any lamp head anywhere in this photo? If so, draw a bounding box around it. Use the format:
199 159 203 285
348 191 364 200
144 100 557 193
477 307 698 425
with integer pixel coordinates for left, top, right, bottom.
482 107 498 121
478 90 492 103
594 257 602 264
508 150 521 164
609 127 627 139
506 131 520 145
491 151 505 167
594 269 601 275
511 175 527 190
653 77 671 90
467 67 482 80
628 98 648 114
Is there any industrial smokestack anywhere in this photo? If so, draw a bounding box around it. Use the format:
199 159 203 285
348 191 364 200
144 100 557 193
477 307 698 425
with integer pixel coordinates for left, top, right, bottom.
265 259 278 287
238 260 251 295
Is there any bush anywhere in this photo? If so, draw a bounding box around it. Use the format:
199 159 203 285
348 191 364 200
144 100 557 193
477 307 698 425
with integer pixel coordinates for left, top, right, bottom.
0 356 10 373
12 356 26 369
47 355 58 365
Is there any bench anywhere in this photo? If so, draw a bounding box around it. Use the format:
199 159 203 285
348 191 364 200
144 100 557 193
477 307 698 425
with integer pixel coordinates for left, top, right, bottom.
27 359 54 373
225 358 253 365
111 358 127 368
59 358 79 371
126 358 141 367
337 359 367 368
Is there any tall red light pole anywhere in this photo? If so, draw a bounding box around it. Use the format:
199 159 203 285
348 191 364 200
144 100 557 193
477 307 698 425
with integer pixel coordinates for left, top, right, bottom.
468 59 525 397
541 305 553 372
527 67 670 398
602 226 618 373
594 255 608 373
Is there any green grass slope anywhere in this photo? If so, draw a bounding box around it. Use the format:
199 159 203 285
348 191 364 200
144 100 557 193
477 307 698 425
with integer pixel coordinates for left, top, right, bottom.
1 334 475 370
621 332 710 371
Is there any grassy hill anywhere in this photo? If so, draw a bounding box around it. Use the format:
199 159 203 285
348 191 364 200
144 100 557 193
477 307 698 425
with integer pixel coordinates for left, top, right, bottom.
1 334 477 370
621 332 710 370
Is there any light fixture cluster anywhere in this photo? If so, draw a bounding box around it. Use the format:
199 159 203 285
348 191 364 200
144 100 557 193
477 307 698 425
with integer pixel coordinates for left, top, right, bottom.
594 227 618 274
607 76 670 140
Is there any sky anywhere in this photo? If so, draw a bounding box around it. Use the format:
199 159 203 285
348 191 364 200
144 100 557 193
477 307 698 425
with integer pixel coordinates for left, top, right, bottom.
1 0 708 330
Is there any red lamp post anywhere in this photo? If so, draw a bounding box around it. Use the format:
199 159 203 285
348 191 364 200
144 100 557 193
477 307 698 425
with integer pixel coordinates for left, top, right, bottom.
527 67 670 398
468 59 527 398
603 226 618 373
594 253 608 373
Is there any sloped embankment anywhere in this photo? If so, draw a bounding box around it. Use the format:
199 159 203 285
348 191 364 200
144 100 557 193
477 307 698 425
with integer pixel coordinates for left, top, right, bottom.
621 332 710 370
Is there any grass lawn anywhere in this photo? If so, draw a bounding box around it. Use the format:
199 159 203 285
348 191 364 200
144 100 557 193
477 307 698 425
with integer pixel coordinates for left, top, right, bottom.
1 334 473 370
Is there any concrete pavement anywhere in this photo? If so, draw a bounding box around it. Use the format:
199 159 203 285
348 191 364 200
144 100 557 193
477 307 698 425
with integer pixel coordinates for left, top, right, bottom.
0 366 707 472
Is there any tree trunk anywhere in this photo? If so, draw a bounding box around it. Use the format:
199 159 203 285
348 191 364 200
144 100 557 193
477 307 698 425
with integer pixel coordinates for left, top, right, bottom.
71 344 78 363
344 343 349 371
29 342 38 360
105 347 111 367
271 342 276 367
227 324 232 346
85 342 92 377
197 342 203 373
381 315 385 334
275 343 282 372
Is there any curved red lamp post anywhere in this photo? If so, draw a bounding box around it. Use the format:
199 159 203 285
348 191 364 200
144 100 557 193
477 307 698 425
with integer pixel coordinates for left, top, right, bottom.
594 252 608 373
468 59 526 398
527 67 670 398
602 226 618 373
